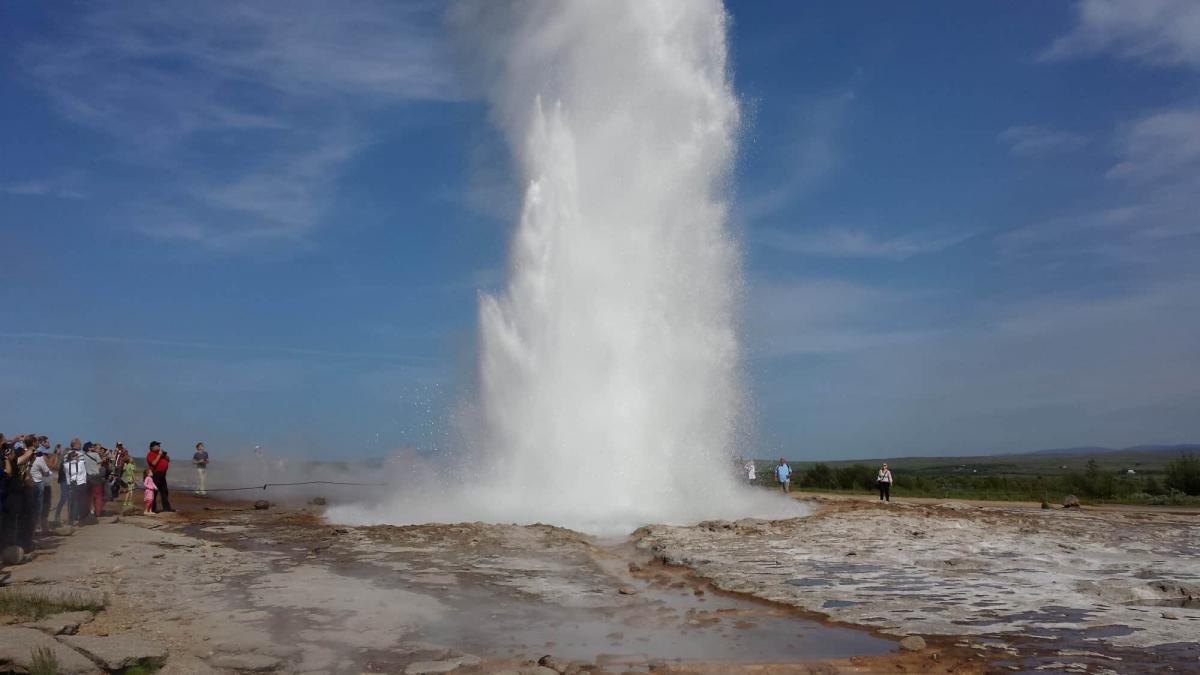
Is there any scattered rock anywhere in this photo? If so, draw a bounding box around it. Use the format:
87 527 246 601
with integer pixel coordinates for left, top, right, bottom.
617 586 638 595
52 526 76 536
110 515 121 524
1162 611 1179 620
61 635 168 671
210 653 282 671
538 654 572 672
24 610 94 636
253 500 271 510
1063 495 1081 509
1 545 24 565
899 635 927 651
308 496 327 506
0 625 100 674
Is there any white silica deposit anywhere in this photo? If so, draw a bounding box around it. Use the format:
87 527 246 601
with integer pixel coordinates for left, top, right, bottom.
331 0 801 535
636 502 1200 652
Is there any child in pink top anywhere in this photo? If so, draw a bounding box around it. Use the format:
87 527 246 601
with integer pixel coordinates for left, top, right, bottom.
142 469 158 515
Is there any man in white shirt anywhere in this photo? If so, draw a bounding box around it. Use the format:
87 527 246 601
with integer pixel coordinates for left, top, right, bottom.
30 442 54 533
65 445 89 524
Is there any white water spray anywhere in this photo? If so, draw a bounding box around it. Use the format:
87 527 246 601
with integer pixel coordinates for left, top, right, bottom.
334 0 800 534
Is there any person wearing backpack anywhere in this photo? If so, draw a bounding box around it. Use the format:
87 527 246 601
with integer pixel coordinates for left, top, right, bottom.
146 441 174 513
81 442 104 520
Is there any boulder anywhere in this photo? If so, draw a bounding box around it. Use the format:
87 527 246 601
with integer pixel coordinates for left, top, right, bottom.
25 610 94 636
1063 495 1081 508
1040 501 1050 509
253 500 271 510
617 586 638 595
61 635 168 671
308 496 327 506
0 625 100 674
899 635 927 651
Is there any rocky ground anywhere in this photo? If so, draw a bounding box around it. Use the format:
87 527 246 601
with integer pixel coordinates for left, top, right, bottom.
4 493 1194 674
0 493 997 675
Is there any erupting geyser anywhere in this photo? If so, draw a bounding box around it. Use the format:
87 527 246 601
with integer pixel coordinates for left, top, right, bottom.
334 0 799 534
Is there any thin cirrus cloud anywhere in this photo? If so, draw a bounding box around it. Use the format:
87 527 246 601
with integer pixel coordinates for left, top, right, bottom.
1041 0 1200 68
0 180 85 199
1000 106 1200 260
758 226 974 260
19 1 458 250
997 125 1089 157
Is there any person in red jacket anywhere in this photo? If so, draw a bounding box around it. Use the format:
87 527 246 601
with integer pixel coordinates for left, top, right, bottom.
146 441 174 513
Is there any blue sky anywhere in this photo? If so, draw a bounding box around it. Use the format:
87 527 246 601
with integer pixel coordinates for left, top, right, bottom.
2 0 1198 459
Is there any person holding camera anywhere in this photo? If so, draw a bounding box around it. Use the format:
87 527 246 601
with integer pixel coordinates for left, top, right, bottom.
80 442 105 520
876 463 894 502
146 441 174 513
30 439 54 533
64 439 89 524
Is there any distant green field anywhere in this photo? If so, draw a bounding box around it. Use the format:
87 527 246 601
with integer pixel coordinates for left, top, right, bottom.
748 446 1200 506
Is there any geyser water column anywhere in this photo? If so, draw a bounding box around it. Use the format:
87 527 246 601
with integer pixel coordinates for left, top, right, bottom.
332 0 800 534
466 0 766 533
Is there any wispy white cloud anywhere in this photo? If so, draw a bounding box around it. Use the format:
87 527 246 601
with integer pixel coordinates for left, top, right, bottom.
1000 106 1200 265
736 89 855 225
1041 0 1200 68
1107 108 1200 183
759 226 974 260
0 331 432 363
19 1 457 250
746 278 939 359
0 180 85 199
998 125 1089 157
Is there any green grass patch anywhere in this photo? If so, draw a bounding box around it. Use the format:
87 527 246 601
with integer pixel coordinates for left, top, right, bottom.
0 587 105 619
30 646 58 675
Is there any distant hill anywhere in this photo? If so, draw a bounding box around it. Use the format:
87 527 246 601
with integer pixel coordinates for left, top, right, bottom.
1031 444 1200 456
1030 446 1113 456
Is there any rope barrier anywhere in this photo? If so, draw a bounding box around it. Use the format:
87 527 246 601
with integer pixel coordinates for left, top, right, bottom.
203 480 388 492
127 480 387 492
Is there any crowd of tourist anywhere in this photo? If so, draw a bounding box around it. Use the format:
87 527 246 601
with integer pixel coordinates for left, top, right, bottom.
0 432 209 557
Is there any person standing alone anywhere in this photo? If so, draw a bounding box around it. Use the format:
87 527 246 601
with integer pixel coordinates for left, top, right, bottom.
146 442 173 513
876 463 893 502
192 442 209 496
775 458 792 494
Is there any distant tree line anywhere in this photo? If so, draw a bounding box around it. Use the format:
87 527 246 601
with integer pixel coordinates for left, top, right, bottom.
759 453 1200 504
